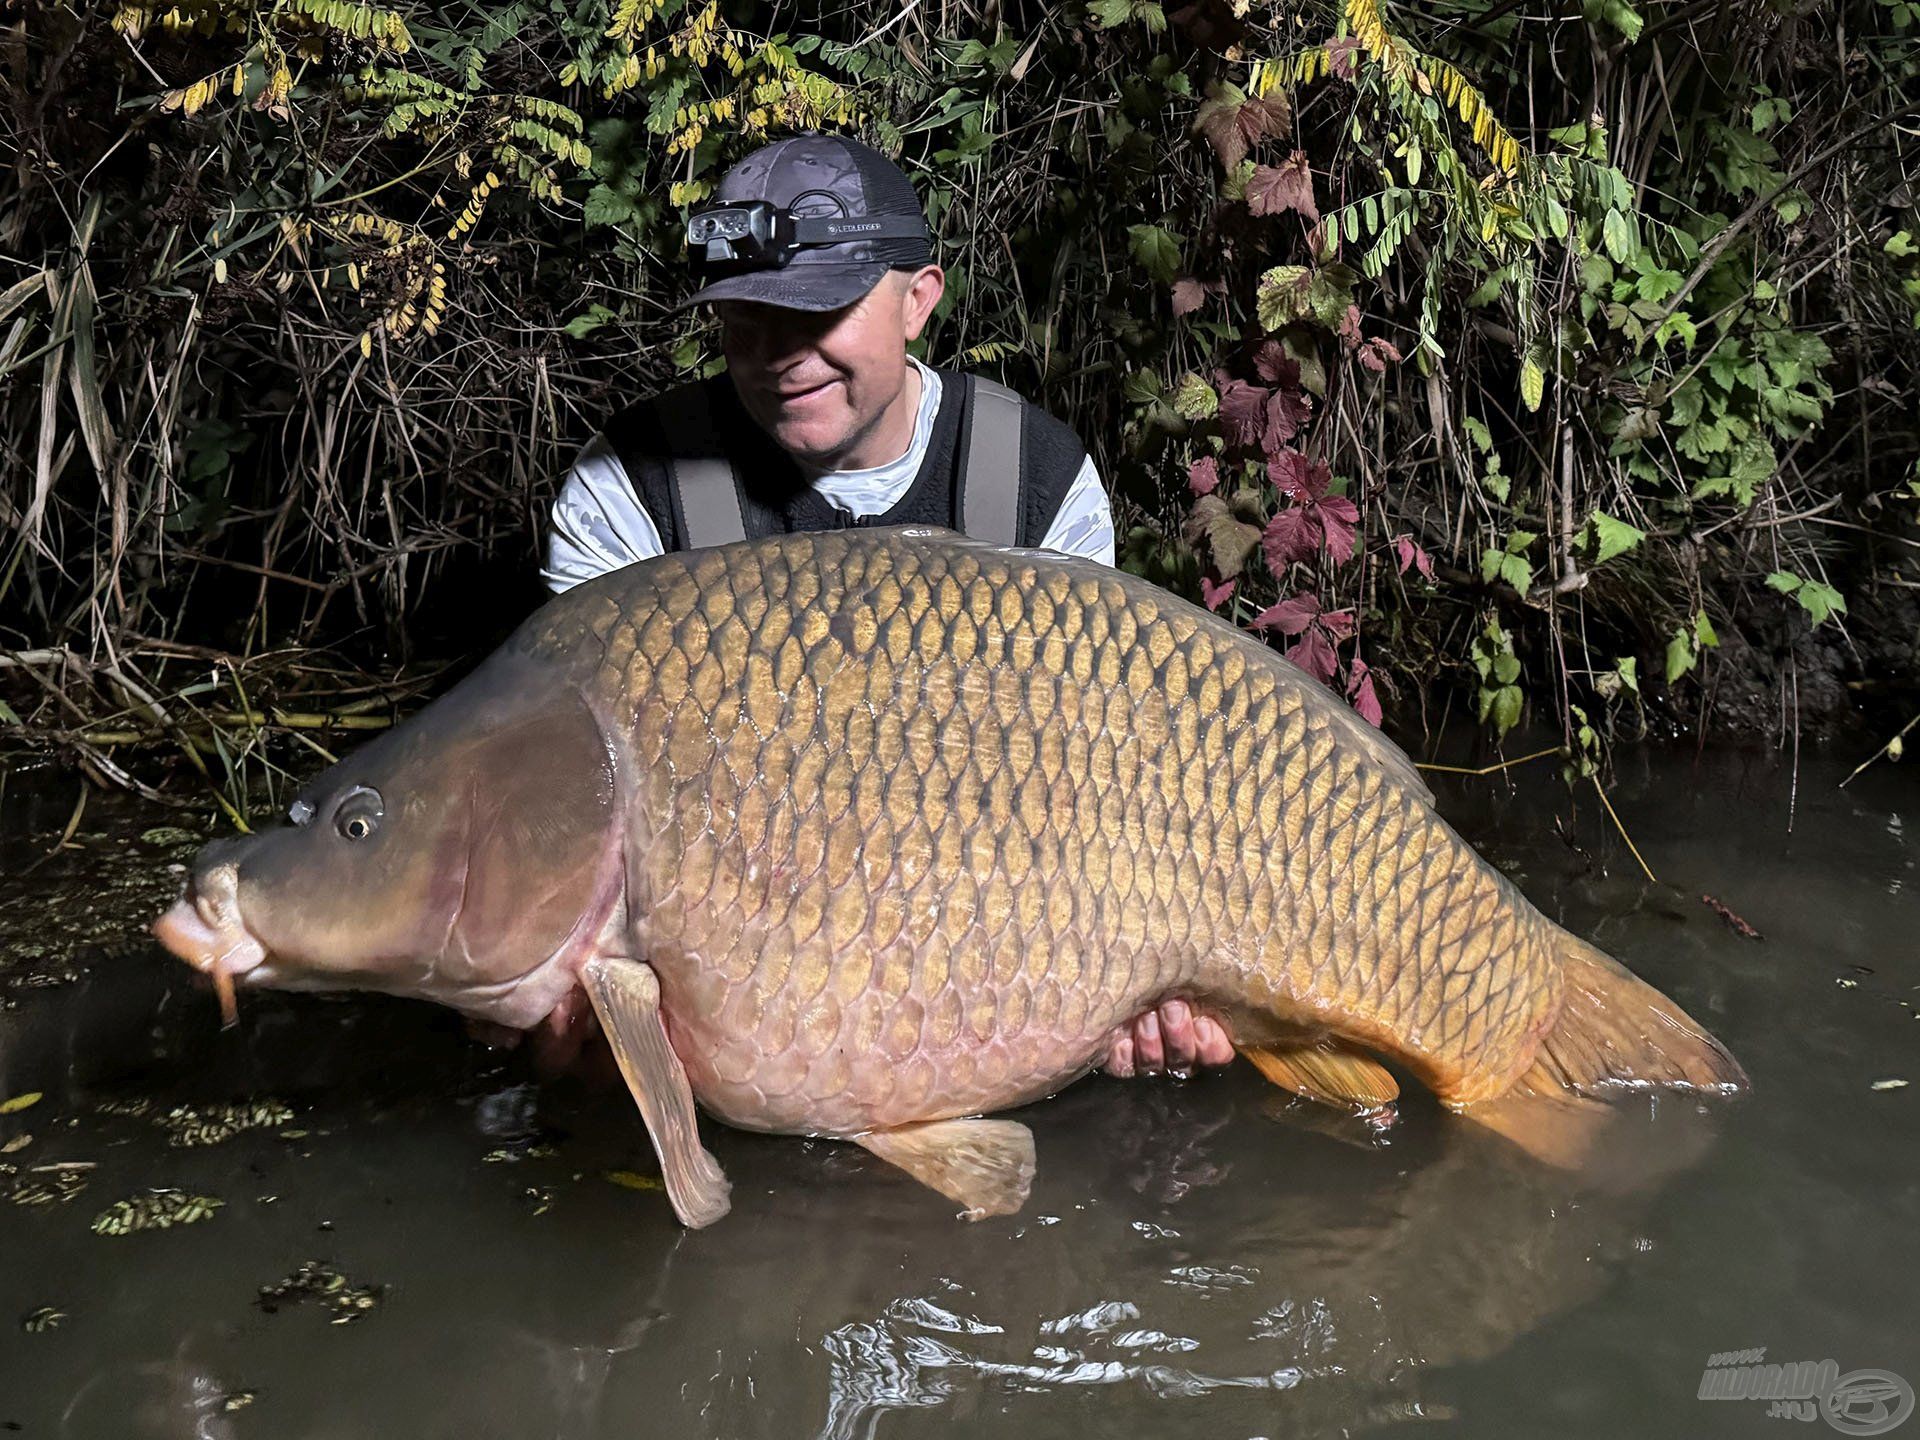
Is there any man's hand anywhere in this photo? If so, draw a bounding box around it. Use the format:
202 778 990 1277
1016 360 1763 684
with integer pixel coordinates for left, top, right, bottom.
1104 999 1235 1077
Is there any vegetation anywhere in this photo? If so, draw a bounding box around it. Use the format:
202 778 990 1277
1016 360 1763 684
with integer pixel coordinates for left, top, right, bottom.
3 0 1917 806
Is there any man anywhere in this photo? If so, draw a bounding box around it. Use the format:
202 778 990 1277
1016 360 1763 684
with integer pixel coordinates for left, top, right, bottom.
545 132 1229 1076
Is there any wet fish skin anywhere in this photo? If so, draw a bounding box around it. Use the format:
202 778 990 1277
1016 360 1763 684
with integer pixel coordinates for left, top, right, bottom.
155 526 1742 1219
526 528 1716 1137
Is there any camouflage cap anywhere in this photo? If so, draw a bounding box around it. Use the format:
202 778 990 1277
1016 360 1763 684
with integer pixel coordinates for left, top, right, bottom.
676 132 934 313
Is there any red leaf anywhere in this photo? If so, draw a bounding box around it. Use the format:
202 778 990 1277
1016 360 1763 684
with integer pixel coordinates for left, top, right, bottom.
1359 336 1403 372
1263 387 1313 448
1191 86 1254 172
1268 448 1330 503
1252 340 1300 387
1216 380 1271 449
1246 152 1319 223
1286 627 1338 682
1188 455 1221 496
1327 37 1361 81
1200 575 1237 611
1337 304 1364 348
1347 659 1383 726
1317 494 1360 564
1261 507 1320 572
1171 277 1208 317
1250 591 1321 635
1237 91 1292 153
1392 533 1435 580
1317 606 1356 640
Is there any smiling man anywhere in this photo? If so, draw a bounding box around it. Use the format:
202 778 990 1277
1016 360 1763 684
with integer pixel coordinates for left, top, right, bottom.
543 131 1229 1077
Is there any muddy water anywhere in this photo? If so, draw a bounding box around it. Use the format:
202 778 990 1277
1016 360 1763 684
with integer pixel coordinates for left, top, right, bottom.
1 739 1915 1439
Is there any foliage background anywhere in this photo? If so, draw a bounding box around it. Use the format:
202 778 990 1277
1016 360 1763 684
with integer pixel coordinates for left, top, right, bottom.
3 0 1917 800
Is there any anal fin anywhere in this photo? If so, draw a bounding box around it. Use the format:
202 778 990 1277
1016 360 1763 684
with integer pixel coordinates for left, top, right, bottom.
581 958 731 1229
1239 1039 1400 1112
855 1118 1036 1221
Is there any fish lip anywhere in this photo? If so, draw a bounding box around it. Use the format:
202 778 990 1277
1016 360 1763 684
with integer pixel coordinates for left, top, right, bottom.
152 867 267 983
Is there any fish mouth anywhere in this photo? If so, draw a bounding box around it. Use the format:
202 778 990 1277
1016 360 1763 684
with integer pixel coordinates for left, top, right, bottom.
152 863 267 1025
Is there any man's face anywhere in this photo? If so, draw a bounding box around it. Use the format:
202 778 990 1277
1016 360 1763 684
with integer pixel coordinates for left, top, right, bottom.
717 266 943 470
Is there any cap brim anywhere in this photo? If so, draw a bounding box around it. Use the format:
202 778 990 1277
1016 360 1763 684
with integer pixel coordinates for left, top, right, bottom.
674 262 891 313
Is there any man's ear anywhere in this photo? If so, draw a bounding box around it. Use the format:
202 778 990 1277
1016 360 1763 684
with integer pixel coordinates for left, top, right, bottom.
900 264 945 341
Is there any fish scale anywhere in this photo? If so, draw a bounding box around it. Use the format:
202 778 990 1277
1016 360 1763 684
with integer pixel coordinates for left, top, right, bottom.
158 526 1742 1225
535 529 1560 1134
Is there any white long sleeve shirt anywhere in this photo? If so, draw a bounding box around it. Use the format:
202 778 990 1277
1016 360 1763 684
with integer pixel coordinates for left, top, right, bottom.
544 356 1116 592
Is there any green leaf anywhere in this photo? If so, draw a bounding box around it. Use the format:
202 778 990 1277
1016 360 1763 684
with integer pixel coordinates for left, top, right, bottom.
1088 0 1132 26
1765 570 1803 596
1490 684 1523 735
1498 551 1534 592
1615 656 1640 694
1590 512 1646 564
1305 264 1358 328
1170 372 1219 420
1599 0 1643 41
563 303 621 339
1255 264 1313 330
1656 312 1698 350
1665 627 1696 682
1602 209 1633 263
1887 230 1918 259
1121 368 1164 405
1794 580 1846 626
582 183 639 227
1694 610 1719 649
1126 224 1183 285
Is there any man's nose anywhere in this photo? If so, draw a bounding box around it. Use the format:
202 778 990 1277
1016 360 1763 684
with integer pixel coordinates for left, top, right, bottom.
727 312 819 368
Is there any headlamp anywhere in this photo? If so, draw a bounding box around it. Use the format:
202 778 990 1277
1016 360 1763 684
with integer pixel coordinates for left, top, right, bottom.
685 199 930 280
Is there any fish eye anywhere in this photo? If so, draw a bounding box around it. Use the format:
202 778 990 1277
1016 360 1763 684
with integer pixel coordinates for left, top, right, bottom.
334 786 383 842
288 799 314 827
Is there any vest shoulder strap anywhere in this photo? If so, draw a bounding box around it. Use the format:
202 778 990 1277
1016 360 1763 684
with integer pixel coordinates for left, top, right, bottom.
657 382 747 550
959 375 1024 547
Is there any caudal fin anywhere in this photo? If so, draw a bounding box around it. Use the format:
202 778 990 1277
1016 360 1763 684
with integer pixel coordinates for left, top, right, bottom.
1458 933 1745 1170
1532 932 1747 1096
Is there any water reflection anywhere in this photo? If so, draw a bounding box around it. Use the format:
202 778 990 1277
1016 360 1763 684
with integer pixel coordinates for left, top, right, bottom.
4 743 1918 1438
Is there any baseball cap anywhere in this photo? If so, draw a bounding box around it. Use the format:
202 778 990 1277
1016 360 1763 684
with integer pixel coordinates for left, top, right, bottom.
675 132 934 312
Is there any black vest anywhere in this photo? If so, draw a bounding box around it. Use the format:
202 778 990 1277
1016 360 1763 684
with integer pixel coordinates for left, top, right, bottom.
601 367 1089 552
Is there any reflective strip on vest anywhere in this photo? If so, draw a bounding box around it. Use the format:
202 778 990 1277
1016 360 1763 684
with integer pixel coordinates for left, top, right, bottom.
659 386 747 550
960 376 1024 547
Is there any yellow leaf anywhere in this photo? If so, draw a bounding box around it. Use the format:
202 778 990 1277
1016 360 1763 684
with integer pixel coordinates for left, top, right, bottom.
604 1169 662 1192
1521 357 1545 412
358 330 372 358
0 1091 42 1115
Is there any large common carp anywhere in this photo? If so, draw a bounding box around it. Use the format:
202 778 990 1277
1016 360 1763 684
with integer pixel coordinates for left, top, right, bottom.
154 528 1744 1226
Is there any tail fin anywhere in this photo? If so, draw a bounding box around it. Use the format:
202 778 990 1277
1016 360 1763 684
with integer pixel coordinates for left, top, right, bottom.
1459 932 1745 1171
1532 932 1747 1096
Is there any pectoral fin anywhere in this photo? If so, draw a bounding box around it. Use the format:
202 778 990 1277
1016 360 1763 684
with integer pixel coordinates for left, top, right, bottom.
580 958 731 1229
855 1119 1036 1221
1239 1039 1400 1111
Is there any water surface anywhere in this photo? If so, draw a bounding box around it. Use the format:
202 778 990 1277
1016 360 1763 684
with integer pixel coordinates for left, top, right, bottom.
1 739 1914 1438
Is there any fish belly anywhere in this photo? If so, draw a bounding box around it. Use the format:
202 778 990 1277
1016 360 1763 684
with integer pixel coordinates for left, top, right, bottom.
535 529 1561 1135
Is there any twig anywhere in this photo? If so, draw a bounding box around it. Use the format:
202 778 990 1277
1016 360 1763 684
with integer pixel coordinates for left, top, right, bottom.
1840 712 1919 789
1414 745 1561 777
1590 775 1657 884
